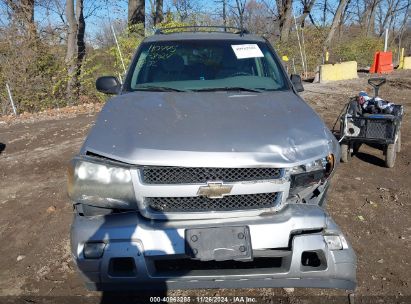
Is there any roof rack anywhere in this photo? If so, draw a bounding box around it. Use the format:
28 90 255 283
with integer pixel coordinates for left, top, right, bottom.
154 25 249 36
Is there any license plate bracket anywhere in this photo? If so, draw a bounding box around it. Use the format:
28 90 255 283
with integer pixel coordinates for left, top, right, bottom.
185 226 252 261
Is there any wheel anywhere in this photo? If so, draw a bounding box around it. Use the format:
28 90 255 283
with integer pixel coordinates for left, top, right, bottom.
340 143 351 163
396 130 401 153
385 143 397 168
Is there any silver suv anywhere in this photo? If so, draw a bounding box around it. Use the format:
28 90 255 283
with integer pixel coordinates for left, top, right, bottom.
68 27 356 291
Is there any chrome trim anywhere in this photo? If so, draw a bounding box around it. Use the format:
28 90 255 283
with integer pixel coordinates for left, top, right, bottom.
131 169 290 220
197 182 234 199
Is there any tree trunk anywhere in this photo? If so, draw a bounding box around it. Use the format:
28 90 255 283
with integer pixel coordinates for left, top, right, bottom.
65 0 78 104
277 0 293 41
366 8 376 36
365 0 378 36
76 0 86 81
299 0 316 27
338 0 351 38
21 0 35 37
128 0 145 30
154 0 164 25
65 0 85 104
323 0 349 51
223 0 227 30
235 0 246 31
378 0 400 37
6 0 36 38
322 0 327 26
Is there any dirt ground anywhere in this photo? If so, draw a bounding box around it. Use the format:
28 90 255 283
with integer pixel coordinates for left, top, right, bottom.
0 70 410 304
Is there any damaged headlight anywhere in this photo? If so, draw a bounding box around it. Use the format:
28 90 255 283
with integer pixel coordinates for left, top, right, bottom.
287 154 335 196
67 156 137 209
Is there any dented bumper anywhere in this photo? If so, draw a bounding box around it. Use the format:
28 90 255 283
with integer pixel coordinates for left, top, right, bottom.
70 204 356 291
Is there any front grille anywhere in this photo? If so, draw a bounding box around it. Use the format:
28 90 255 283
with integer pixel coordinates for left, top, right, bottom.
146 192 278 212
142 167 282 184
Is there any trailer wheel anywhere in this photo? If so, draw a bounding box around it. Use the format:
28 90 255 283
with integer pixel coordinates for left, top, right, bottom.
385 143 397 168
341 143 351 163
396 130 401 153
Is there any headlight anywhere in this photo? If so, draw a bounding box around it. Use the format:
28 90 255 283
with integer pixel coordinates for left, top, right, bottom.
67 156 137 209
288 154 335 196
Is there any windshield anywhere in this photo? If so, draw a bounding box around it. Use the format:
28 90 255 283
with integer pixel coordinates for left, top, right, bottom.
126 39 288 92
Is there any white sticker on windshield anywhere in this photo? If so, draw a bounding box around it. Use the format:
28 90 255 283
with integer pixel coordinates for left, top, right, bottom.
231 44 264 59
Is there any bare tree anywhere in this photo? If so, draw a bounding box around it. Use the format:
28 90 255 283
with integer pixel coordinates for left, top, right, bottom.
223 0 227 28
172 0 191 21
65 0 85 103
394 2 410 49
154 0 164 25
299 0 316 27
277 0 293 41
349 0 380 35
377 0 409 36
338 0 351 37
76 0 85 78
214 0 228 30
234 0 246 30
365 0 380 36
128 0 145 28
323 0 349 50
263 0 293 41
5 0 36 38
241 0 273 34
322 0 327 26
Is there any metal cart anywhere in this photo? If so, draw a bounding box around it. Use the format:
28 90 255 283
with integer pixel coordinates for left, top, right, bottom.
339 78 404 168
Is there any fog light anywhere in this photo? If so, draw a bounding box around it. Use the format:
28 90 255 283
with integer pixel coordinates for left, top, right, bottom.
84 242 106 259
324 235 343 250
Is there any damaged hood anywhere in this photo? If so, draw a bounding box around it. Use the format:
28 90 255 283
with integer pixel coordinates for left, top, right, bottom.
81 91 337 167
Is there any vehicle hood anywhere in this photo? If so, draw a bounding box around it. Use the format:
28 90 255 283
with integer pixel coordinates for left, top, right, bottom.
81 91 337 167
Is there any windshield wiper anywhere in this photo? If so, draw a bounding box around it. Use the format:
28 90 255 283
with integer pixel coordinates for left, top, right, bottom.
134 86 186 92
192 87 262 93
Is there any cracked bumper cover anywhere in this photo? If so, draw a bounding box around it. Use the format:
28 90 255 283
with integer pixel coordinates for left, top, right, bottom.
70 205 356 291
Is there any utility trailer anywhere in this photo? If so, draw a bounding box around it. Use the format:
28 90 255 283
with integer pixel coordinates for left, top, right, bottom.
339 78 403 168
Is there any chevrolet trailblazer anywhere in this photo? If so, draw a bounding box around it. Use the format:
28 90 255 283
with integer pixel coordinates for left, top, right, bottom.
68 26 356 291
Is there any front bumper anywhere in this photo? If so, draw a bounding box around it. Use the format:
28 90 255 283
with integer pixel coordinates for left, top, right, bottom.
70 204 356 291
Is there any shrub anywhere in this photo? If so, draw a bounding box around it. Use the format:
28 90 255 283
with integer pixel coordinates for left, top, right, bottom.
331 36 384 67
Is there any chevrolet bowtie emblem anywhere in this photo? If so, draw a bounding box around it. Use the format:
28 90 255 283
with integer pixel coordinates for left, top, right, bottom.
197 182 233 199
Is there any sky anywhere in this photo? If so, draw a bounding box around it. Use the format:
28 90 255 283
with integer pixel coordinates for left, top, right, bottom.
28 0 407 44
33 0 221 42
30 0 345 41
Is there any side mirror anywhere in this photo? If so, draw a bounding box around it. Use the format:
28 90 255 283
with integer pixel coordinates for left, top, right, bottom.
96 76 121 95
290 74 304 92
